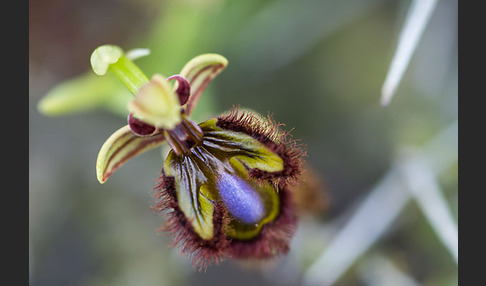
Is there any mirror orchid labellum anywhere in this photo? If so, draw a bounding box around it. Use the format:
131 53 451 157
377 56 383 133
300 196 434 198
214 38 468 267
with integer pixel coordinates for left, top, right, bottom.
92 45 306 270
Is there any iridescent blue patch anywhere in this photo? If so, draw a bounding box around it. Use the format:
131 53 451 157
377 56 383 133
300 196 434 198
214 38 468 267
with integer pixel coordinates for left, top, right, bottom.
217 173 264 224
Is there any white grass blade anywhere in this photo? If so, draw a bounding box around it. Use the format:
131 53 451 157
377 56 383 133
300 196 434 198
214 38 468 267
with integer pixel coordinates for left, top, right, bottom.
303 169 410 286
359 254 420 286
381 0 439 106
302 122 457 286
399 155 458 264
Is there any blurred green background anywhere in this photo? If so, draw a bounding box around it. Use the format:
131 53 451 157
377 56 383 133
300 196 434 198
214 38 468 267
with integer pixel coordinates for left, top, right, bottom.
29 0 457 285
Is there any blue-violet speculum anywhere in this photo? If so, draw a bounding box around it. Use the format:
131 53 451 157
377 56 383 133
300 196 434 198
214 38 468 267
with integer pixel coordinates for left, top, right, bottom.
92 45 306 270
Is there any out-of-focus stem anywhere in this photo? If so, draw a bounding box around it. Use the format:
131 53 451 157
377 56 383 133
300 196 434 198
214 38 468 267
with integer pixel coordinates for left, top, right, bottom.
108 56 149 95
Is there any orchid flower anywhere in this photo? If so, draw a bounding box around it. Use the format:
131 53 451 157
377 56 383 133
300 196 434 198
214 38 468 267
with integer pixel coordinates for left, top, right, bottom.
92 45 306 270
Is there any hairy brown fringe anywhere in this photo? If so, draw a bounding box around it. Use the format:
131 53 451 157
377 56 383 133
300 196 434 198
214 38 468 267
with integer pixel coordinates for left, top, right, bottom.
151 171 232 271
217 106 307 187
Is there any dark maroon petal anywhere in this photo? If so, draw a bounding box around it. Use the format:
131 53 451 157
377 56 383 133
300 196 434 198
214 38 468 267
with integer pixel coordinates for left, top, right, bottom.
128 113 157 136
167 75 191 106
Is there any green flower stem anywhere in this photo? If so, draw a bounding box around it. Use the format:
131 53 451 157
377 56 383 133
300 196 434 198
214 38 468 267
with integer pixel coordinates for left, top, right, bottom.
108 56 149 95
90 45 149 95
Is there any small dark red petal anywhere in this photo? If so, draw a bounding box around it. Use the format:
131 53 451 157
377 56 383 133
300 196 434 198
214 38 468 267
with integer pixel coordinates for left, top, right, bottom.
167 75 191 106
128 113 158 136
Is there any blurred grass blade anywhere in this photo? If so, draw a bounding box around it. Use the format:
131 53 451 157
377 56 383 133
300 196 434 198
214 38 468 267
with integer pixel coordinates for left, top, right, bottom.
303 168 410 286
303 122 458 286
96 125 166 184
381 0 438 106
359 254 420 286
400 155 458 264
179 54 228 116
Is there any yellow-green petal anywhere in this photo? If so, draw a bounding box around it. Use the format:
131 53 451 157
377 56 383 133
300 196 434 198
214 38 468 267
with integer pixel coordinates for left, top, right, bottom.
96 125 166 184
127 75 182 130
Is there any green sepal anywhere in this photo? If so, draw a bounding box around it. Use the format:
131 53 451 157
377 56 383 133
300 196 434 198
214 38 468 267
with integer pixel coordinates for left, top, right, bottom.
37 72 131 117
179 54 228 115
96 125 166 184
